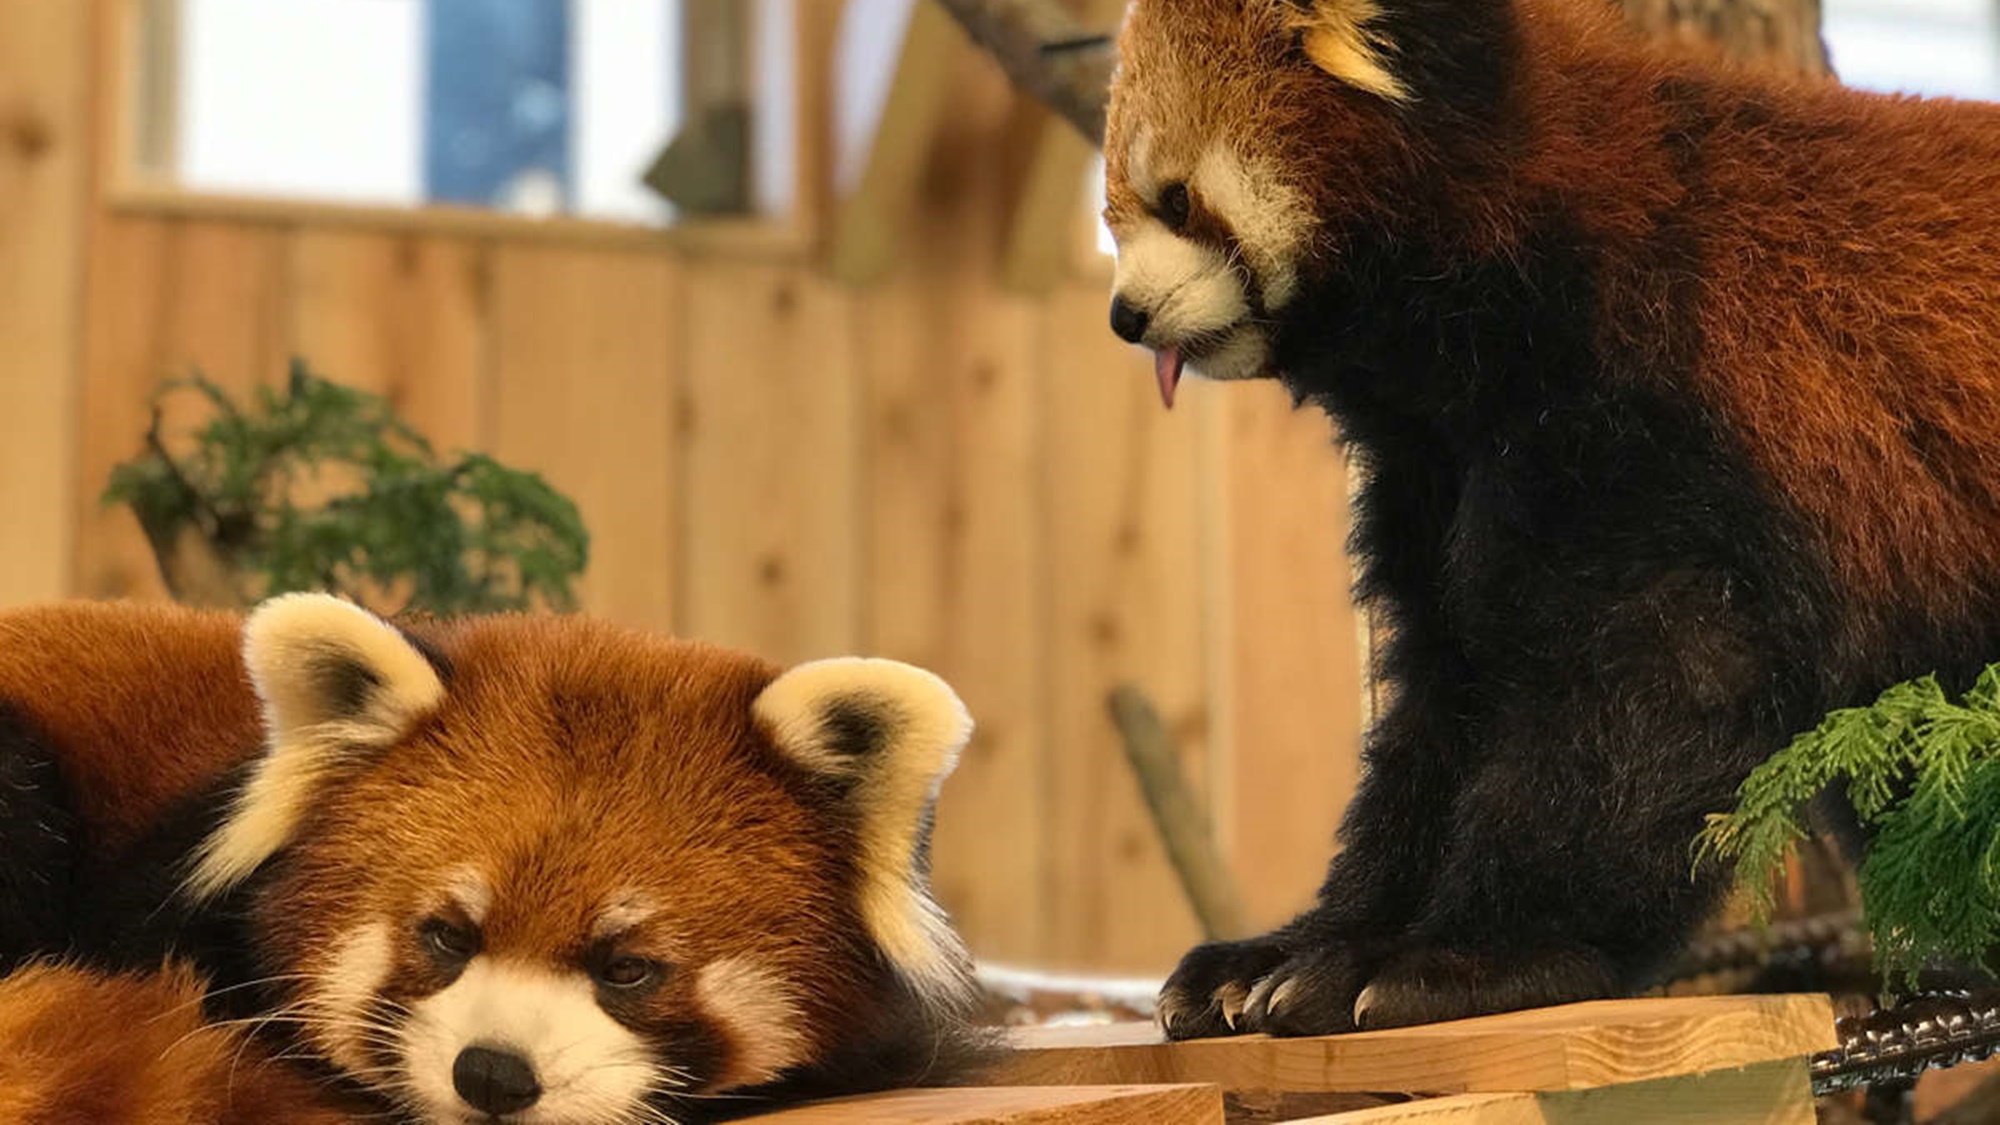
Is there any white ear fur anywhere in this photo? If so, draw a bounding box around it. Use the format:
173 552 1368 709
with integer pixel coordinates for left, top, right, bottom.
753 658 975 1011
1284 0 1410 103
184 593 445 901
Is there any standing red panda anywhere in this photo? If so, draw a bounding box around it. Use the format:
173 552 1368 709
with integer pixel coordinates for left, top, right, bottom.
0 595 981 1122
1103 0 2000 1036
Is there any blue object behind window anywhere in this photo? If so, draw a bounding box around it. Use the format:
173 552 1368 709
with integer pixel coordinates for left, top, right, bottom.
424 0 573 210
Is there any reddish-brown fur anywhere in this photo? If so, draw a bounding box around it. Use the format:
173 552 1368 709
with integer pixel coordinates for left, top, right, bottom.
0 962 356 1124
1110 0 2000 635
0 603 258 857
0 602 954 1114
252 614 878 1070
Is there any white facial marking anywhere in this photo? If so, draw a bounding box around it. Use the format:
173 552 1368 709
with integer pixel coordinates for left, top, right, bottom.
1126 124 1161 199
593 894 656 940
1191 147 1310 310
306 922 394 1076
695 959 811 1090
1112 225 1250 347
445 868 492 926
401 959 656 1125
1191 327 1272 382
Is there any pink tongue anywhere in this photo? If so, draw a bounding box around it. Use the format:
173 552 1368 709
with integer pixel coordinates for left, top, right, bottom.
1154 346 1185 410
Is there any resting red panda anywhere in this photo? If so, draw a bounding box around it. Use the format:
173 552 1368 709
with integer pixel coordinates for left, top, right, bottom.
0 595 980 1122
1103 0 2000 1036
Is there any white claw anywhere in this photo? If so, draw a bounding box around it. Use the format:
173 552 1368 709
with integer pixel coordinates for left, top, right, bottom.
1244 973 1281 1021
1268 975 1301 1014
1352 982 1382 1028
1216 982 1250 1030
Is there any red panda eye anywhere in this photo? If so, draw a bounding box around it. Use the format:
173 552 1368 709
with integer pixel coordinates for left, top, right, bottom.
420 917 479 963
1159 182 1192 230
595 956 660 990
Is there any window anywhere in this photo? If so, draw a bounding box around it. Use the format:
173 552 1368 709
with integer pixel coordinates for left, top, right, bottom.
1823 0 2000 100
145 0 795 227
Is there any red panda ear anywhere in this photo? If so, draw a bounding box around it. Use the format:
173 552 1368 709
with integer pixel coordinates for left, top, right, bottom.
184 594 446 901
1280 0 1411 102
753 658 975 1011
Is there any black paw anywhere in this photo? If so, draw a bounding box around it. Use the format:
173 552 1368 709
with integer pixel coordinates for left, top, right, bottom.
1155 935 1290 1039
1239 945 1368 1037
1351 945 1616 1031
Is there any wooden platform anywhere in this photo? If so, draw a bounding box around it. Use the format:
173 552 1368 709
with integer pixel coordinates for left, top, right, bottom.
742 1084 1227 1124
738 995 1837 1124
992 994 1834 1094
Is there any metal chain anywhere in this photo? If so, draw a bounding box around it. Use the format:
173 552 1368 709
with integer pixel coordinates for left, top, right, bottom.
1813 990 2000 1096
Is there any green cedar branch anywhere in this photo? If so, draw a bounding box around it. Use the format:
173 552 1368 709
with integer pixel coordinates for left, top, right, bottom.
103 360 588 615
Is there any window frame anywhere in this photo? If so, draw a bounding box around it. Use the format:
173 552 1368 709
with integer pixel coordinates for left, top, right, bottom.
103 0 831 257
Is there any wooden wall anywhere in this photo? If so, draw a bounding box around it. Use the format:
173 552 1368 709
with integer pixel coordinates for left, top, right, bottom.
0 2 1365 976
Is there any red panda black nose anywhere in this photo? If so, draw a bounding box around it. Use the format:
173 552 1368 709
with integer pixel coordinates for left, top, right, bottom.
1110 296 1150 344
453 1044 542 1115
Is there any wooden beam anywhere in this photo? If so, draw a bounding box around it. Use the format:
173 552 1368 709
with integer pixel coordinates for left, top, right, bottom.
931 0 1114 143
1295 1060 1816 1124
793 0 847 246
1299 1094 1544 1125
991 995 1837 1096
999 0 1121 293
827 2 961 284
740 1084 1224 1124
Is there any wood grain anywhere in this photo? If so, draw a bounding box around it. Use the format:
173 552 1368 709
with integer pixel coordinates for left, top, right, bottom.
739 1084 1223 1125
679 261 859 662
1040 281 1215 974
1296 1095 1542 1125
857 61 1049 963
993 995 1837 1094
489 243 678 629
1212 385 1363 931
0 0 89 606
1533 1059 1814 1125
285 229 489 451
75 216 288 599
1294 1060 1814 1123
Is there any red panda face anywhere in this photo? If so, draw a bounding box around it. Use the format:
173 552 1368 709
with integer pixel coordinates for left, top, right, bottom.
1103 0 1436 403
190 596 973 1125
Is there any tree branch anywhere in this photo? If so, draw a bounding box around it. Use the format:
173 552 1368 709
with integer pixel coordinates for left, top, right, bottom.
1108 684 1252 942
930 0 1827 155
929 0 1115 145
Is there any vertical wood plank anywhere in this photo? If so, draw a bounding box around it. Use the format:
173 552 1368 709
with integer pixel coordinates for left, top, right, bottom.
489 244 678 630
1041 282 1215 974
1215 386 1364 930
856 63 1047 964
679 261 858 663
0 0 90 605
791 0 845 244
285 230 490 452
826 2 960 283
75 216 289 599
